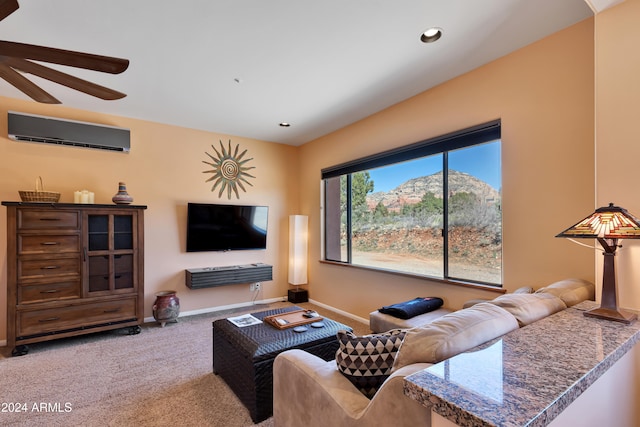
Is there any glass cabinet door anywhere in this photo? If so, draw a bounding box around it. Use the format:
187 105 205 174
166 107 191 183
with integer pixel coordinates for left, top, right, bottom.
88 255 110 292
114 215 133 250
85 211 137 295
88 215 109 251
114 254 134 289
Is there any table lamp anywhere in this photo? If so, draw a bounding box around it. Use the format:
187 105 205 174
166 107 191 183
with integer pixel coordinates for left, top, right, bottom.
556 203 640 324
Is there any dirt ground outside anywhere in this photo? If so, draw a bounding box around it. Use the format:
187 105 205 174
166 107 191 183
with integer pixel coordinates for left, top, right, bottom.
350 227 502 284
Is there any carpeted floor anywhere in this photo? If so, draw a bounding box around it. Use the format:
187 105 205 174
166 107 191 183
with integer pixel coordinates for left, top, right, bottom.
0 301 369 427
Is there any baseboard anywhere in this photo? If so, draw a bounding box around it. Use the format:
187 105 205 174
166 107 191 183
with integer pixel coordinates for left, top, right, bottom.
142 296 368 326
309 298 369 325
143 296 287 323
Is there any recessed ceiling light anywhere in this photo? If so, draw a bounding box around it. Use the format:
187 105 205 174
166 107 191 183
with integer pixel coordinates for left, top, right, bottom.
279 122 291 127
420 27 442 43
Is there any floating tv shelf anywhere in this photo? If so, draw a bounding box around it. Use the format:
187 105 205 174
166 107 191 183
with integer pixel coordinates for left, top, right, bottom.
186 263 273 289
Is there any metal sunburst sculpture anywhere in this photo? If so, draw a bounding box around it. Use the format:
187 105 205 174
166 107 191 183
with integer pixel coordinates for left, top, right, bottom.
203 140 255 199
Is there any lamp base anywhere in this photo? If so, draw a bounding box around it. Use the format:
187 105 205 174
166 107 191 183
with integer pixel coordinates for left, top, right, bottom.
583 306 637 324
288 288 308 303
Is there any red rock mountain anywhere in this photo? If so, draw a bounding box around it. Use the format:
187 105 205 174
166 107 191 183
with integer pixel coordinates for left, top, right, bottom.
366 170 500 212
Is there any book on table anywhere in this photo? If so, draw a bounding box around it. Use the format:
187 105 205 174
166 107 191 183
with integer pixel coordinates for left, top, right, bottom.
228 314 263 327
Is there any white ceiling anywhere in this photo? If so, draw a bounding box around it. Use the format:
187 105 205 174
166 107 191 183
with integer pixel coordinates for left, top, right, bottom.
0 0 593 146
584 0 626 12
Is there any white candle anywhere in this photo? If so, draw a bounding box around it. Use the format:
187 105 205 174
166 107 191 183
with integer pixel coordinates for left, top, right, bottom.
80 190 89 204
74 191 81 203
88 192 95 204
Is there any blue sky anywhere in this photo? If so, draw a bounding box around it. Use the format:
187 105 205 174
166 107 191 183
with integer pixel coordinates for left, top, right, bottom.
367 141 501 192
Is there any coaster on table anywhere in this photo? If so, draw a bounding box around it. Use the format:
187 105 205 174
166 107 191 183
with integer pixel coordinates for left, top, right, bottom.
311 322 325 328
293 326 308 333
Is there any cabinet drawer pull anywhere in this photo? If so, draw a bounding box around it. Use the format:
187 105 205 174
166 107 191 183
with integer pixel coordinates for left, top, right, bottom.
114 275 122 279
39 217 62 221
40 289 60 294
41 265 61 270
41 242 61 246
38 317 60 322
103 308 121 313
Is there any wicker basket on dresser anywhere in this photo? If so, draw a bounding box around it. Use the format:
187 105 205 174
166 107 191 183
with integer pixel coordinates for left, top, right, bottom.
2 202 146 356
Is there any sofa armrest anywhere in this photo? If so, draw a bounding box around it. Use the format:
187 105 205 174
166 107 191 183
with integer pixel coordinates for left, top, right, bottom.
273 349 432 427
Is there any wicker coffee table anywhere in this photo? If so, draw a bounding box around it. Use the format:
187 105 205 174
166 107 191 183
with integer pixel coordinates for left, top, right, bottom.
212 306 352 423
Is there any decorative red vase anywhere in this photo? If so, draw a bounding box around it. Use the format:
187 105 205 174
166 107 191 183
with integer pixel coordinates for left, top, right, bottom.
152 291 180 327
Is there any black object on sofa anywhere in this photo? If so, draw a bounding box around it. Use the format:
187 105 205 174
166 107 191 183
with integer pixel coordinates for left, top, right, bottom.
379 297 444 319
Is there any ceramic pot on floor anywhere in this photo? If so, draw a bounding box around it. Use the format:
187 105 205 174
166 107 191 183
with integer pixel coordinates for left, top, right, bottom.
153 291 180 327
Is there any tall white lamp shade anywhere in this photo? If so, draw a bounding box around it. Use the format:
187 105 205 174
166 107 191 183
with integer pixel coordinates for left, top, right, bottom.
288 215 308 285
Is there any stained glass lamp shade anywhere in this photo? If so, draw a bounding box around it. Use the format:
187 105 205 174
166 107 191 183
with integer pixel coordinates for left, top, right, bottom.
556 203 640 324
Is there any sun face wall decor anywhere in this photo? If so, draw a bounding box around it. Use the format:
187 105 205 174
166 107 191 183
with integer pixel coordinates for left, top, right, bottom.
202 140 256 199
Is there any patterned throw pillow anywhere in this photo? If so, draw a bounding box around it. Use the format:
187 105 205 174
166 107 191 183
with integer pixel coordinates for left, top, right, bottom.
335 329 405 398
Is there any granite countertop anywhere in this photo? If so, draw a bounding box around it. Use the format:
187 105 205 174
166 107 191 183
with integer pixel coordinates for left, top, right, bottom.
403 301 640 427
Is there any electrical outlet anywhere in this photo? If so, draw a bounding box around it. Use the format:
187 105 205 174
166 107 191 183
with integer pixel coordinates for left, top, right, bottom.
250 282 262 291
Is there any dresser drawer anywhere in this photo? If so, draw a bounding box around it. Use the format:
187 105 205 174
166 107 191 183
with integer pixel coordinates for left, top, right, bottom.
18 210 80 230
18 280 81 304
18 234 80 255
17 298 137 337
18 257 80 280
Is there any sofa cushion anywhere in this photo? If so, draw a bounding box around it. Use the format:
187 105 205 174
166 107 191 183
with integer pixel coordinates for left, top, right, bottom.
335 329 406 398
488 293 566 327
392 302 518 371
513 286 535 294
378 297 444 319
369 307 452 333
462 286 534 309
535 278 595 307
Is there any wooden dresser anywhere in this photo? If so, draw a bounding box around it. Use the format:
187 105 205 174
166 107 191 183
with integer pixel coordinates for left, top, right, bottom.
2 202 146 356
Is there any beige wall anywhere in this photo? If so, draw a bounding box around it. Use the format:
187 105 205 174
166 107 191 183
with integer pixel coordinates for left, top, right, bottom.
299 19 596 318
0 98 298 342
595 0 640 313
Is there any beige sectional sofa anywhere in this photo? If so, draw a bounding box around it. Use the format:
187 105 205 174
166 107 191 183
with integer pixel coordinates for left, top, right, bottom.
273 278 594 427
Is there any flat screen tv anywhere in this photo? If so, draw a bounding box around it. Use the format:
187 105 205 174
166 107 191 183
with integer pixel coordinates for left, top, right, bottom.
186 203 268 252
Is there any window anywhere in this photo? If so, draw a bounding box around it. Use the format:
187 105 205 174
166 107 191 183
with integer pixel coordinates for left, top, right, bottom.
322 121 502 286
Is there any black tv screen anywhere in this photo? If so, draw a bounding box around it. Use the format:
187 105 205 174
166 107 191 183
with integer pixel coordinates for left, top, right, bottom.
186 203 268 252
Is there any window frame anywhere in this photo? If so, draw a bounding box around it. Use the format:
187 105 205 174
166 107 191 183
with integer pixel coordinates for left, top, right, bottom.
321 119 502 287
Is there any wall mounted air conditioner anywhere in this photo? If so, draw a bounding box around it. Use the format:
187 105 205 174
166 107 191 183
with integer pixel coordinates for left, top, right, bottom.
7 111 130 153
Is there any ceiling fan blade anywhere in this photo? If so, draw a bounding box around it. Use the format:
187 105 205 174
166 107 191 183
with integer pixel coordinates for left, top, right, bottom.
4 56 126 100
0 0 19 22
0 40 129 74
0 62 60 103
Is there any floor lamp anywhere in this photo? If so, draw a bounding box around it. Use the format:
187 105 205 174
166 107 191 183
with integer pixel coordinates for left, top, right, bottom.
288 215 309 303
556 203 640 324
